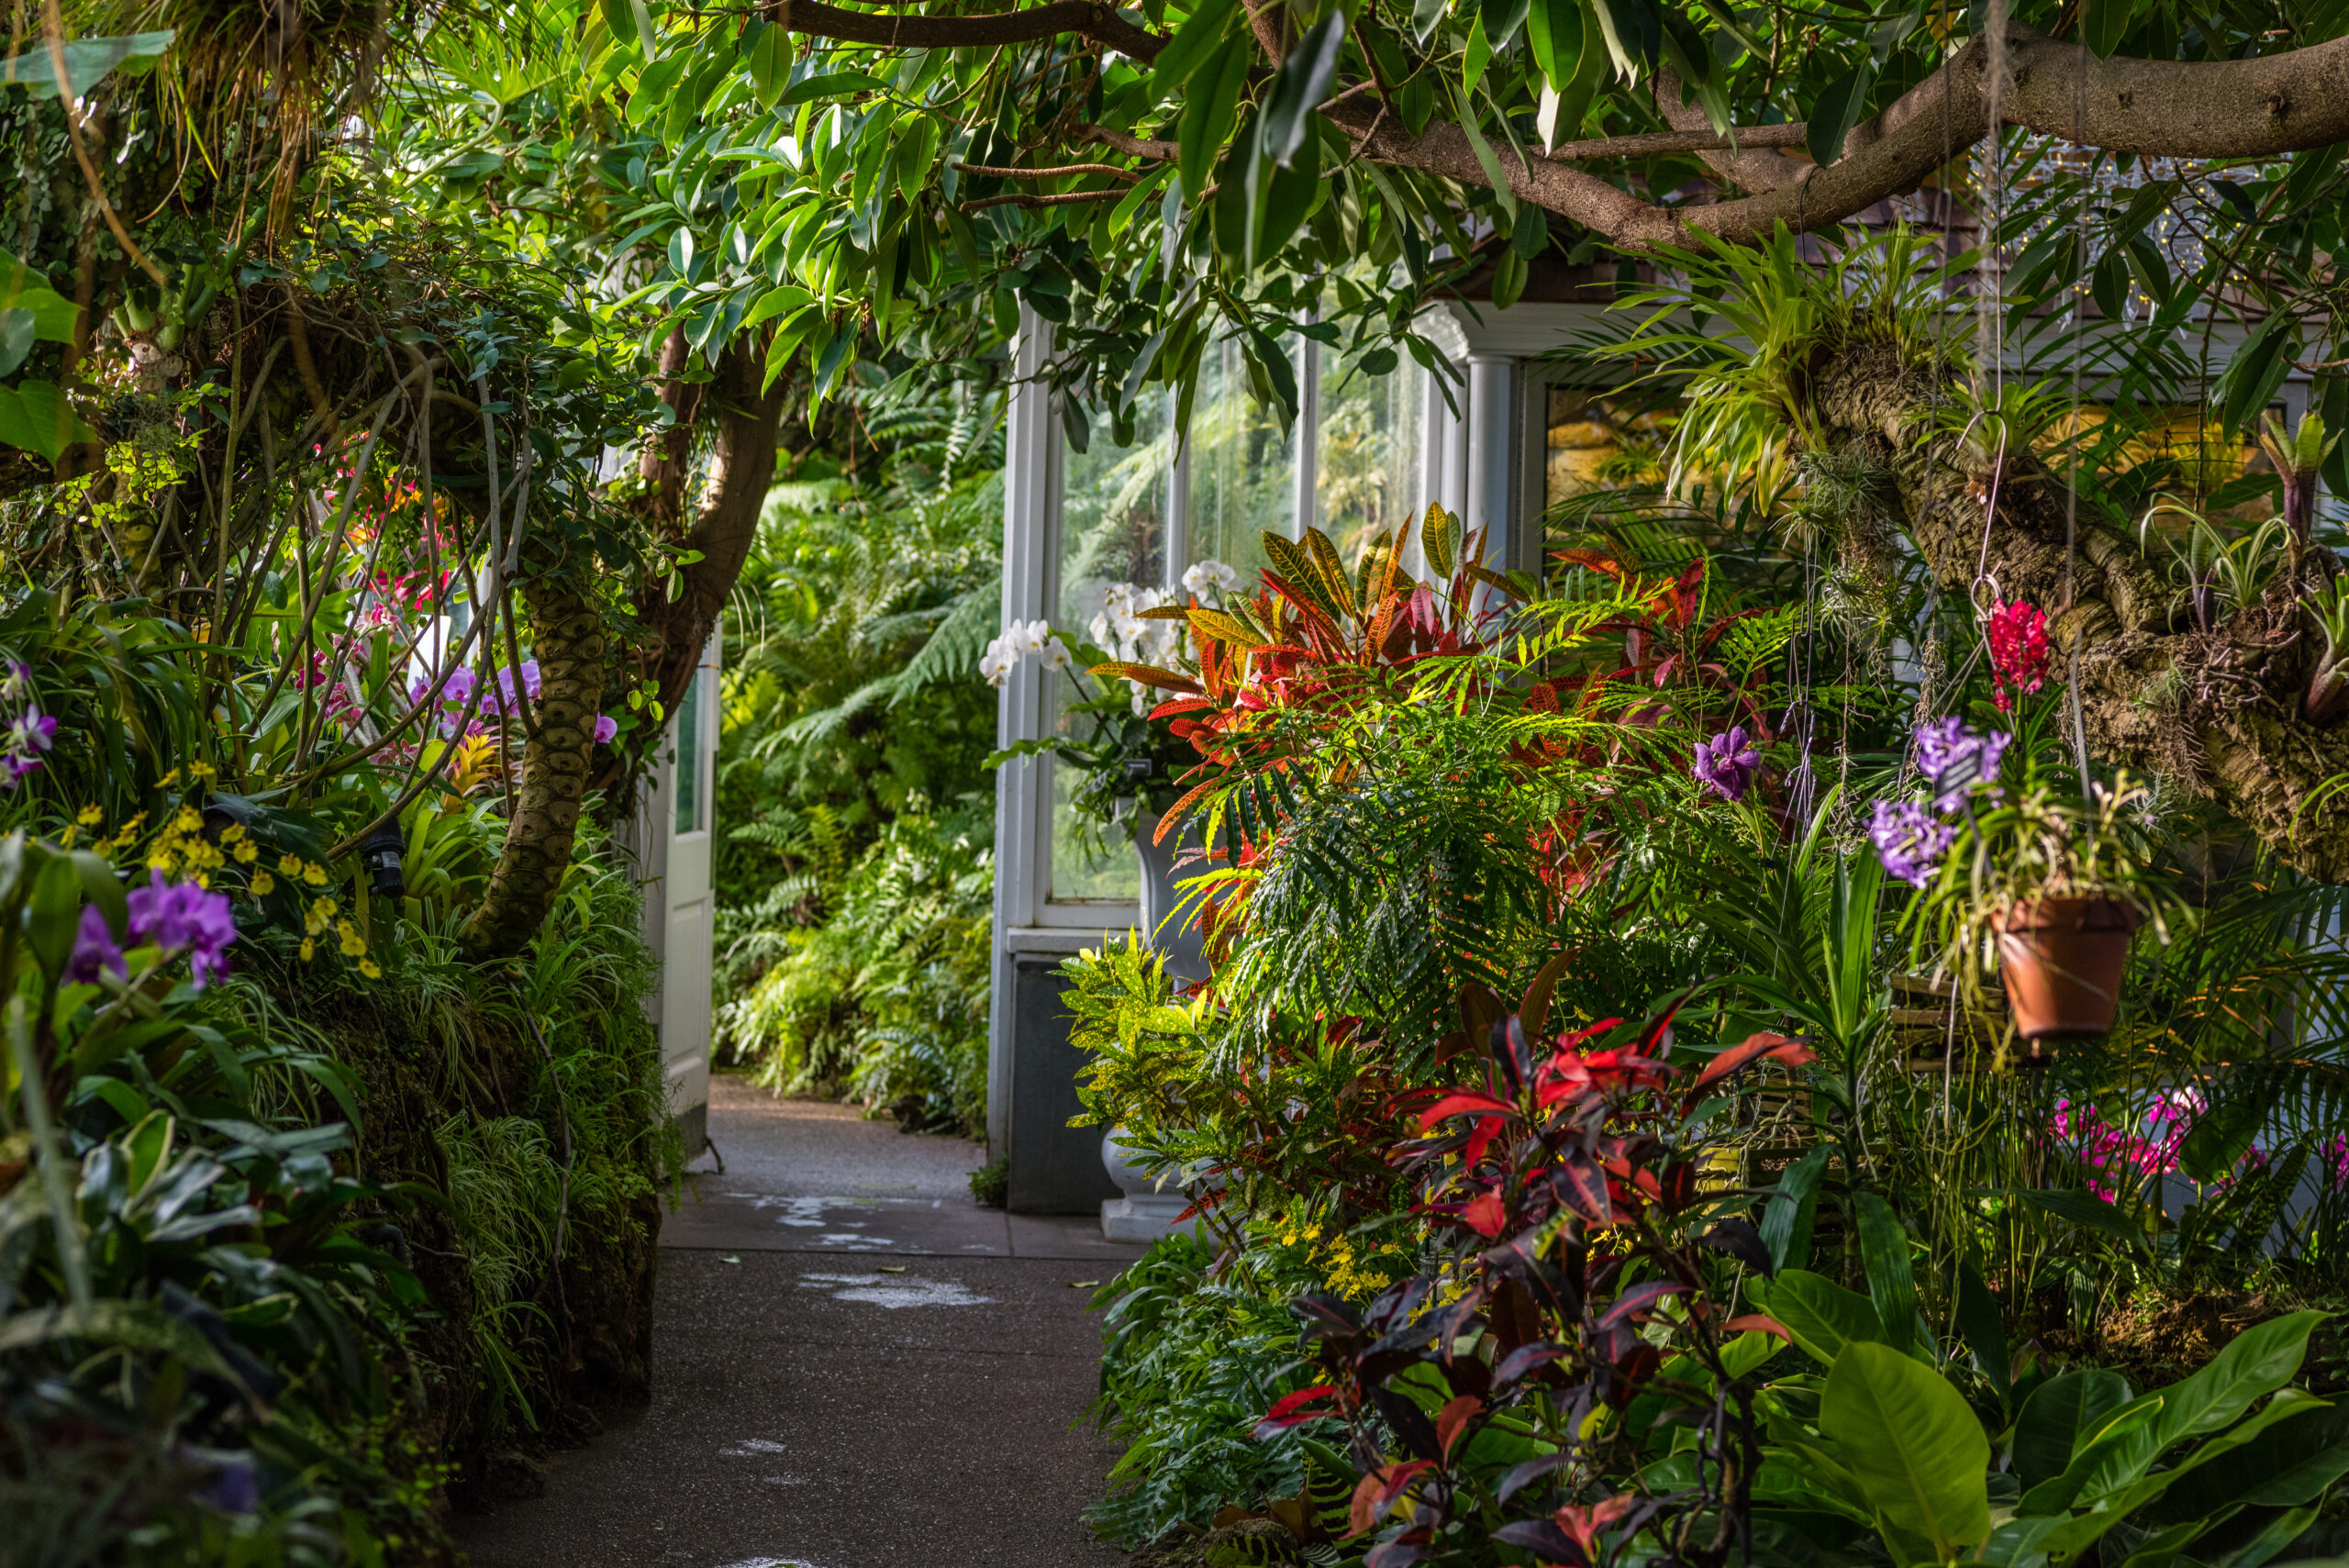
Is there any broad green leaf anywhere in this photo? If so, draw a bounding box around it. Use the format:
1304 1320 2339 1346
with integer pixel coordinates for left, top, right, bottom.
0 253 80 341
2012 1369 2132 1490
1586 0 1657 78
0 29 173 98
1481 0 1532 52
1412 0 1450 46
1852 1192 1918 1359
1821 1341 1991 1564
1490 246 1528 309
1806 60 1877 168
2153 1310 2325 1449
2083 0 2137 56
1462 9 1492 94
1758 1145 1828 1272
1954 1261 2009 1401
1249 121 1321 267
778 71 888 108
0 378 97 462
742 284 812 329
628 50 692 126
1152 0 1243 96
1261 12 1344 169
1456 102 1517 219
1180 36 1251 196
600 0 641 55
1760 1268 1882 1369
0 311 31 377
1524 0 1586 90
748 20 794 107
2148 1399 2349 1521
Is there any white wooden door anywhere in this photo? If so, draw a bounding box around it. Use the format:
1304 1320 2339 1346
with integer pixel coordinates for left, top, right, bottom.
632 627 720 1155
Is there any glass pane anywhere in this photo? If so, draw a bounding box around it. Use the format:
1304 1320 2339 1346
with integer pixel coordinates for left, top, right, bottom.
674 665 702 836
1317 340 1423 567
1542 385 1677 562
1050 400 1168 904
1185 333 1297 590
1060 395 1174 629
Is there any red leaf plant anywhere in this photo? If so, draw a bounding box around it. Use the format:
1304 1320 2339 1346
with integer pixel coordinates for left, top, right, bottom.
1264 964 1816 1568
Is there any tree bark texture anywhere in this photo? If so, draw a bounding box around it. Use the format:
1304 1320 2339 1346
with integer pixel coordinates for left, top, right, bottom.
625 337 789 766
1809 344 2349 883
459 567 608 959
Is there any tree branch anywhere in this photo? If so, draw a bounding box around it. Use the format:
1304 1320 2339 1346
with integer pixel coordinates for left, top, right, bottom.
1078 122 1176 161
960 188 1127 211
1649 69 1805 194
1542 122 1811 164
1328 25 2349 250
955 161 1140 181
766 0 1164 61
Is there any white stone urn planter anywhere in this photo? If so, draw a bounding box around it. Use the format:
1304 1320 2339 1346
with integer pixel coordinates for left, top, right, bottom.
1100 1127 1197 1243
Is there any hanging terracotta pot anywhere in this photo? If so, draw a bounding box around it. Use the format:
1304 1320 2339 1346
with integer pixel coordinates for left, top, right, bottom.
1992 895 2142 1040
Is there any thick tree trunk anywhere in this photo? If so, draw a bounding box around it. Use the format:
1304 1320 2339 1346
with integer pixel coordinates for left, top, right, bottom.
460 567 607 959
614 337 788 780
1810 343 2349 883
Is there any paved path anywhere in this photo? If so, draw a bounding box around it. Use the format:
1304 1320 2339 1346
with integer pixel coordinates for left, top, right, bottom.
456 1076 1143 1568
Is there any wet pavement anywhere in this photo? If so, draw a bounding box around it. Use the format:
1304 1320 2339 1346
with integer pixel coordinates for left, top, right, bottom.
454 1076 1143 1568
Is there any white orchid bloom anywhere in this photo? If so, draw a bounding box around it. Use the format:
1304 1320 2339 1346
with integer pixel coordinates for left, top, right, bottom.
978 636 1018 688
1183 559 1240 599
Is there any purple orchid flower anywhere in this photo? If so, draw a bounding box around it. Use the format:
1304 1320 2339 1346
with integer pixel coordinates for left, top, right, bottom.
1870 798 1957 888
1913 717 2009 809
66 905 127 984
127 871 239 989
1 705 56 787
593 715 618 743
1692 725 1762 802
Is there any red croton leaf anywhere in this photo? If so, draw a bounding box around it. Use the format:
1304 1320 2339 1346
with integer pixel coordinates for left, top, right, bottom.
1557 1492 1639 1561
1350 1460 1435 1538
1418 1091 1515 1132
1597 1279 1687 1327
1723 1314 1793 1342
1434 1393 1484 1460
1253 1384 1337 1438
1459 1190 1508 1239
1691 1030 1816 1094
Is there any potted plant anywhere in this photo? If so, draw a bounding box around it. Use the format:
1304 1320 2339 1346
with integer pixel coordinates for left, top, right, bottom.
1876 693 2170 1050
1895 765 2170 1046
981 581 1212 974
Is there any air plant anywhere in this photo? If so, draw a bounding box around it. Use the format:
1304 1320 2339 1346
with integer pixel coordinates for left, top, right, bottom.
2308 573 2349 725
2257 409 2340 557
2140 498 2288 633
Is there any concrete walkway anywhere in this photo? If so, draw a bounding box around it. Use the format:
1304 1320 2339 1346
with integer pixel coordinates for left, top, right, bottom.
456 1076 1144 1568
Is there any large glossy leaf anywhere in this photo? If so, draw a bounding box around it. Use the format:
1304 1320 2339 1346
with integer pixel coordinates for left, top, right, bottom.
2012 1369 2132 1490
2147 1399 2349 1522
1179 35 1250 195
2154 1311 2325 1448
0 253 80 341
1761 1269 1882 1369
1758 1144 1829 1272
1954 1260 2010 1402
1152 0 1243 96
1260 12 1344 170
1821 1341 1992 1563
0 29 173 98
1852 1194 1918 1358
0 378 97 462
2083 0 2137 56
1804 60 1876 168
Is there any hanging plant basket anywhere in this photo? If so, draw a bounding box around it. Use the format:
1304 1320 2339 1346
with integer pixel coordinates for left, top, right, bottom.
1991 895 2142 1040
